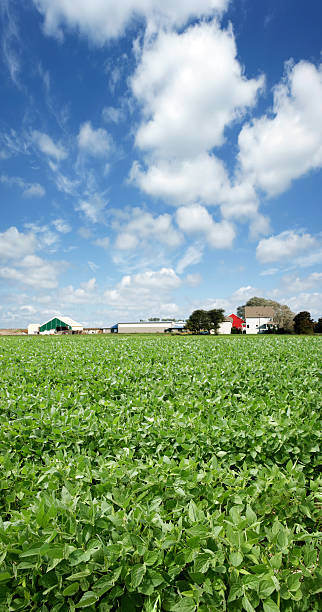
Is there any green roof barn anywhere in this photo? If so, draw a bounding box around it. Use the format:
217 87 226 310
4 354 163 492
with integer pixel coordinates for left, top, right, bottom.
37 316 83 333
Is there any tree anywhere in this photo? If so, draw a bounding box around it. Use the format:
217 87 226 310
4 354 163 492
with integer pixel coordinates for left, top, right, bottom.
207 309 225 334
236 304 245 319
185 310 211 333
293 311 314 335
314 318 322 333
185 308 225 334
237 296 294 332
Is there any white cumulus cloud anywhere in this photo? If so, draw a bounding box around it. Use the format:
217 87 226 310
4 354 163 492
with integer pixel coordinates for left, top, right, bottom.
238 61 322 196
130 154 228 206
59 278 97 304
286 292 322 319
33 0 228 44
52 218 71 233
114 207 182 251
132 20 264 159
78 121 112 157
115 232 139 251
103 267 182 318
130 19 265 237
256 230 317 263
132 267 180 290
280 272 322 294
176 205 235 249
0 255 61 289
0 226 36 260
94 236 110 249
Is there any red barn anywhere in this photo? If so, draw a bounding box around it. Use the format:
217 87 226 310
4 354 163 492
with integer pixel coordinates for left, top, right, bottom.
229 314 245 329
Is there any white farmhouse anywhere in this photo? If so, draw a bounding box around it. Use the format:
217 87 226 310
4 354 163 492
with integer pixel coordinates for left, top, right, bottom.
244 306 275 334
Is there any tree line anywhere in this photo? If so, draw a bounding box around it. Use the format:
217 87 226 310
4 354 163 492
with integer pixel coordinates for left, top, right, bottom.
185 297 322 335
238 297 321 335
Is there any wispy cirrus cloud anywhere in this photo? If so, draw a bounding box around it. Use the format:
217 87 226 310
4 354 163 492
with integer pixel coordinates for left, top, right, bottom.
94 237 110 249
76 194 108 224
52 218 71 234
0 129 29 159
0 174 45 197
0 0 22 85
176 245 203 274
32 130 67 161
102 106 126 124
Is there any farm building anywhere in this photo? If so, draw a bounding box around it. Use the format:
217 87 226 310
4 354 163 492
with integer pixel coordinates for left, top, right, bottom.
165 323 186 333
229 314 245 330
28 316 83 335
83 328 111 334
244 306 275 334
112 321 179 334
28 323 41 335
217 317 233 334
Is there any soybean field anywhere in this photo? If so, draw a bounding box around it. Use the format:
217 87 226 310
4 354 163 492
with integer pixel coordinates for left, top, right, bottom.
0 335 321 611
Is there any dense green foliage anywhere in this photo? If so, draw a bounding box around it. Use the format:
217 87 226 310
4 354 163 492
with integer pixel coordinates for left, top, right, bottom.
293 312 315 335
185 309 224 333
0 335 321 611
314 318 322 334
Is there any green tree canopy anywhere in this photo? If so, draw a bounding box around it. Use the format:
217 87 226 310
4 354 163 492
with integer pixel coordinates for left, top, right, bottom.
314 317 322 333
207 308 225 331
185 309 225 333
293 311 314 335
237 296 294 331
185 310 211 333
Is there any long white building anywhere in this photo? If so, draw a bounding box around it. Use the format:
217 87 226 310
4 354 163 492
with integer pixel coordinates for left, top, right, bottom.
112 321 180 334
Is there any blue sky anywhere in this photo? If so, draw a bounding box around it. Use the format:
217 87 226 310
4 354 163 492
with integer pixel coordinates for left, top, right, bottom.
0 0 321 327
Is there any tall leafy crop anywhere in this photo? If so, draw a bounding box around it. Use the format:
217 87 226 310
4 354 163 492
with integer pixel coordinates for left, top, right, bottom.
0 336 321 611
